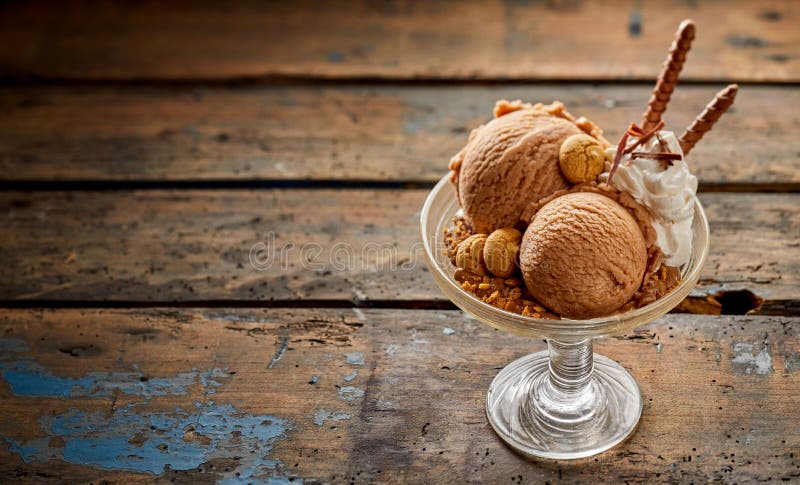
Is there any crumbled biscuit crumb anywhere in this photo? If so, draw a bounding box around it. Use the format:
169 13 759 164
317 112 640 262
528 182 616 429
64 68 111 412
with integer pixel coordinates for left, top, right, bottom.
444 216 473 264
453 267 557 319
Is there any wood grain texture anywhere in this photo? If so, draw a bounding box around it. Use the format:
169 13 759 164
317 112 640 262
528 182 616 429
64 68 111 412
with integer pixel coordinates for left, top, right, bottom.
0 309 798 482
1 84 797 187
0 190 797 311
0 0 797 82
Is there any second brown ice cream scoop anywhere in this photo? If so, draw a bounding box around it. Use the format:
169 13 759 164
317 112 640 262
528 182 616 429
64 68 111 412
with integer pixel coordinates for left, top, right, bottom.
519 192 648 319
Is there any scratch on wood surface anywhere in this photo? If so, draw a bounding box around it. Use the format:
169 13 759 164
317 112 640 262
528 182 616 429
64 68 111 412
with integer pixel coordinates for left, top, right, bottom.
268 335 290 369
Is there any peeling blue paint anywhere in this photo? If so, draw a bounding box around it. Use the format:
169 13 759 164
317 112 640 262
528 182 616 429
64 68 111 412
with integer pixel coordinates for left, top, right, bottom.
264 477 303 485
343 370 358 382
1 435 45 460
327 51 345 63
403 121 420 135
344 352 364 366
785 352 800 373
337 386 364 402
182 124 200 137
5 402 288 480
204 312 267 323
385 344 401 357
0 338 227 399
0 338 295 482
0 359 227 399
731 342 773 375
313 409 352 426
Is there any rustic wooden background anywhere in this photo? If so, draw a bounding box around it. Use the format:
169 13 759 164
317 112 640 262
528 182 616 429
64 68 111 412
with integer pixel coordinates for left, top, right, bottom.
0 0 798 483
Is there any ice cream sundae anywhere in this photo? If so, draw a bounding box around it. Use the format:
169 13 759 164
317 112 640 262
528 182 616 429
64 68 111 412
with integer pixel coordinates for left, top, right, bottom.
444 20 737 320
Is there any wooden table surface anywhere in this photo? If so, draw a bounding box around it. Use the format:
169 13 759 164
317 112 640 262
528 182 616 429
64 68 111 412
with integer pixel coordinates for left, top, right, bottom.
1 1 798 483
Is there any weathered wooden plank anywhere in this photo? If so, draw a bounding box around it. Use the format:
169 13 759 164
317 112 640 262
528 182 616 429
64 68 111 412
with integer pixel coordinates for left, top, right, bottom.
0 190 797 312
0 0 797 82
0 309 798 482
0 84 797 187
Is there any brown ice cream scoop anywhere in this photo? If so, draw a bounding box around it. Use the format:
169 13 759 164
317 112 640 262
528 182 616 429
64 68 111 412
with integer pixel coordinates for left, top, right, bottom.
519 192 648 319
456 234 488 276
483 227 522 278
449 101 608 234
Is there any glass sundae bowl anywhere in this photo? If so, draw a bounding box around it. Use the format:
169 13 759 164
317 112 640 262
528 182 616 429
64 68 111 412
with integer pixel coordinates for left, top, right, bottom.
420 175 710 460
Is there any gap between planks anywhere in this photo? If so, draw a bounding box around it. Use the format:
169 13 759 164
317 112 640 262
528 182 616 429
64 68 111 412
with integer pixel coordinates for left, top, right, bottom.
2 77 800 88
1 180 798 193
0 295 778 317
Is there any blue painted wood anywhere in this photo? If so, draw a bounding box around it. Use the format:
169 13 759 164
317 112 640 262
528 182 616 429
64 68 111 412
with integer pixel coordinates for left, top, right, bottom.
0 336 291 480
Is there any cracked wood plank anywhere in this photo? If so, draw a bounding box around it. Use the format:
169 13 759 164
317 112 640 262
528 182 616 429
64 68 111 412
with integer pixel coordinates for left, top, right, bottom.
0 84 797 188
0 1 797 81
0 309 798 482
0 191 797 313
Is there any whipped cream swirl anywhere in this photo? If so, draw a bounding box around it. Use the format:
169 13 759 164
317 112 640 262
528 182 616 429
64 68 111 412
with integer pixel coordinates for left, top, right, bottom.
599 131 698 267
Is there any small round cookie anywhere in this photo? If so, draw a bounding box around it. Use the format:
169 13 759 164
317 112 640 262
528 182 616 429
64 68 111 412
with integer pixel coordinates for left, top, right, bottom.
483 228 522 277
456 234 489 275
559 133 607 183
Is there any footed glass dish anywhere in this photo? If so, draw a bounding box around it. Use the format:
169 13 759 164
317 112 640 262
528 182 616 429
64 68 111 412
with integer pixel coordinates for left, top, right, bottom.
420 175 709 460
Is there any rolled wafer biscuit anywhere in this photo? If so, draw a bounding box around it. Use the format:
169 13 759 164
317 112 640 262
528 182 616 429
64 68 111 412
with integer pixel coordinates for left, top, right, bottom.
641 19 696 131
679 84 738 155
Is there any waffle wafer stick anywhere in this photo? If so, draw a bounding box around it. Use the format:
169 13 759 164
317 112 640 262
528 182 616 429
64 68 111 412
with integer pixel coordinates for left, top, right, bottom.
641 19 696 131
679 84 738 155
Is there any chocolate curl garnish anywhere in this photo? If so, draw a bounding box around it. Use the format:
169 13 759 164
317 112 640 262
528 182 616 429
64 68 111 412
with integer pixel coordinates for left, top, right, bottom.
606 132 630 185
631 152 682 160
679 84 738 155
630 152 683 168
641 19 696 131
624 120 665 154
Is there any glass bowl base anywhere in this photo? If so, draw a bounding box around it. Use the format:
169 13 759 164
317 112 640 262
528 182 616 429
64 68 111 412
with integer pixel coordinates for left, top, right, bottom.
486 350 643 460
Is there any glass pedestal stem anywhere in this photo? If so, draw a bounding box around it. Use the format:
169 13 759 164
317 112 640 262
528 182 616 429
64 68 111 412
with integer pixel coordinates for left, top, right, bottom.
528 338 602 433
547 338 594 393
